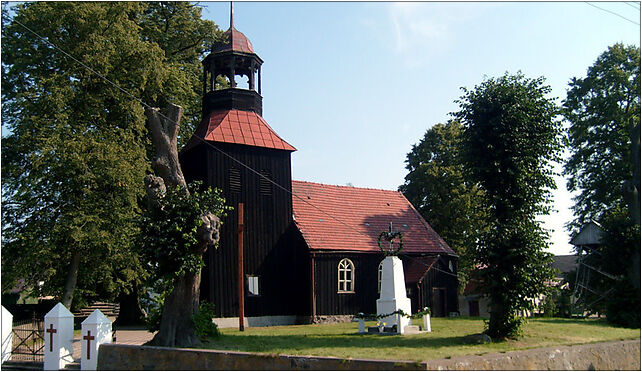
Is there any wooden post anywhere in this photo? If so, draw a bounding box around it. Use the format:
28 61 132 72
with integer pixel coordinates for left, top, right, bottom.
310 254 316 321
238 203 245 331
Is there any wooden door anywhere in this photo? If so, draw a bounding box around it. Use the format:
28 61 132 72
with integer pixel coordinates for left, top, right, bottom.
432 288 447 317
468 300 480 316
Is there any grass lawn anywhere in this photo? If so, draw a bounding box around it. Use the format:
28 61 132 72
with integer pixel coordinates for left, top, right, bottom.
202 317 640 362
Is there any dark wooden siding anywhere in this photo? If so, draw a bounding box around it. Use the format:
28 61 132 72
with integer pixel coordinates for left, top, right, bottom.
180 141 300 317
313 253 459 317
418 255 459 316
312 253 384 315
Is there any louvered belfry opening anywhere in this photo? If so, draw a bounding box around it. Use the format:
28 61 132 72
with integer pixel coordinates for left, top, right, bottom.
259 170 272 195
228 168 241 194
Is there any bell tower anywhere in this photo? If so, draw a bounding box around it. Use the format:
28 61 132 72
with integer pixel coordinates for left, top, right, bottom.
180 3 298 319
201 3 263 116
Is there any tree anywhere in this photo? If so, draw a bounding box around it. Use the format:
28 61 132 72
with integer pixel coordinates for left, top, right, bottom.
563 43 640 230
140 104 228 347
399 120 487 290
1 2 218 310
563 44 641 294
454 72 562 339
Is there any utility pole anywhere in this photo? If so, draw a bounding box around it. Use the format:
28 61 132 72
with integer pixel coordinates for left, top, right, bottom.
238 202 245 331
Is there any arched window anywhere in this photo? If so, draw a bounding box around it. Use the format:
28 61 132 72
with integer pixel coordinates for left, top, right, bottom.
377 260 384 293
338 258 355 293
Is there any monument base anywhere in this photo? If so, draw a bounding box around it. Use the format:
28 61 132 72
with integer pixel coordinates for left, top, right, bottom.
376 298 411 330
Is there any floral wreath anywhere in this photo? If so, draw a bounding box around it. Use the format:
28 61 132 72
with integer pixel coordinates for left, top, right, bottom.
378 230 404 256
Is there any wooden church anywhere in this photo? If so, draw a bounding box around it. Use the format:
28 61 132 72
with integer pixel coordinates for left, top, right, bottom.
179 15 459 325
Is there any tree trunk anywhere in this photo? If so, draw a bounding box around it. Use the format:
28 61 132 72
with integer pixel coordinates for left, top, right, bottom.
115 282 146 326
144 104 220 347
150 271 203 347
61 251 81 309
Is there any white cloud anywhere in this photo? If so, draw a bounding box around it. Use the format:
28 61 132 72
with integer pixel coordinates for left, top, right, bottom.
385 2 498 67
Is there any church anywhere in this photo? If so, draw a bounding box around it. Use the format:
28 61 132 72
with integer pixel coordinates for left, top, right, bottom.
179 17 459 326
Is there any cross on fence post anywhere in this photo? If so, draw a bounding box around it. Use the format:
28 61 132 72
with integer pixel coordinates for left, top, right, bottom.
46 324 57 352
83 331 95 360
81 309 112 371
43 303 74 370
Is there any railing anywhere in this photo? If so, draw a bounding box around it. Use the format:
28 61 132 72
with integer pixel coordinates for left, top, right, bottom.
10 317 44 362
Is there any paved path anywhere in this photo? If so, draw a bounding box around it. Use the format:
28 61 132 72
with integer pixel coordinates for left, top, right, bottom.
72 329 155 362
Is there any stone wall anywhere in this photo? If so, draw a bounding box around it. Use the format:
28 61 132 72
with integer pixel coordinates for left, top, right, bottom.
96 344 423 370
97 339 640 370
423 339 641 370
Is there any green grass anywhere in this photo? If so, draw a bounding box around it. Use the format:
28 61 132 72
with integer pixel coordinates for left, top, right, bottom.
201 317 640 362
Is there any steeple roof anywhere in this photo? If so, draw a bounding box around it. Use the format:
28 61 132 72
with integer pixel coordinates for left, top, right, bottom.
212 27 255 54
183 109 296 152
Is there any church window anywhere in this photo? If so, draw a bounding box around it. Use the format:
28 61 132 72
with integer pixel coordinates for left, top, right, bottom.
338 258 355 293
247 276 259 296
228 168 241 193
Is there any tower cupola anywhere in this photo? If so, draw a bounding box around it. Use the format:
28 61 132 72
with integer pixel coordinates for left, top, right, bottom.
202 5 263 116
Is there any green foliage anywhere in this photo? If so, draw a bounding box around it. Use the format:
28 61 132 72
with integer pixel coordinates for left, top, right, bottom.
139 181 230 281
400 120 487 290
192 301 220 341
563 43 640 230
1 2 219 306
454 72 562 339
143 285 171 333
137 2 220 148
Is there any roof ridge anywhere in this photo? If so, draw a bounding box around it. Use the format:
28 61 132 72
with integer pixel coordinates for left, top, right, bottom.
292 179 401 193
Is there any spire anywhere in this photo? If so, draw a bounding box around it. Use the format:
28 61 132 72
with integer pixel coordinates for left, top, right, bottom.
230 2 234 46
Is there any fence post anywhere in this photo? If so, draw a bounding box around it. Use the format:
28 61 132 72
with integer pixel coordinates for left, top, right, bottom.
396 313 404 334
423 313 431 332
80 310 112 370
43 303 74 370
1 306 12 363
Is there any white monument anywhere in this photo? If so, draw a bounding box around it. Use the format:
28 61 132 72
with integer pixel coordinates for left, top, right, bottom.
1 306 13 363
376 255 411 333
44 303 74 370
81 309 112 370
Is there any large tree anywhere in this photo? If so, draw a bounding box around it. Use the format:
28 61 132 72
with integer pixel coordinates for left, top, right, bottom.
140 104 228 347
563 43 640 230
1 2 218 309
563 44 641 321
399 120 487 289
454 72 562 339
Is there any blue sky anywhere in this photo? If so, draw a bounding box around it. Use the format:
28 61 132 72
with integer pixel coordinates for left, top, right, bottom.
201 2 640 256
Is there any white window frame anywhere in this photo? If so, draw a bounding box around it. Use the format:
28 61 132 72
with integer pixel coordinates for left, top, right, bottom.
338 258 355 293
247 275 260 296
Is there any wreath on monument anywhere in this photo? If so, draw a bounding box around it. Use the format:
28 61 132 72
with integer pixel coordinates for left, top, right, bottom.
378 226 404 256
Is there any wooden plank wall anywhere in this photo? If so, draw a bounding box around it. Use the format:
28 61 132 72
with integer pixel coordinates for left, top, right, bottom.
180 141 299 317
313 253 459 317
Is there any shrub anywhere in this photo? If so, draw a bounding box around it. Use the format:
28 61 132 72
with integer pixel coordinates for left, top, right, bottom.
192 301 219 341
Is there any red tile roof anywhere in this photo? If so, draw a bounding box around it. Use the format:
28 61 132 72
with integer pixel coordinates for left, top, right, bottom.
212 27 255 54
292 181 455 255
186 109 295 152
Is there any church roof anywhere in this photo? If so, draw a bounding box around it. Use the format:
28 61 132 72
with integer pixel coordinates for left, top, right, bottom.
404 256 438 284
291 181 455 255
184 109 295 152
212 27 255 54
